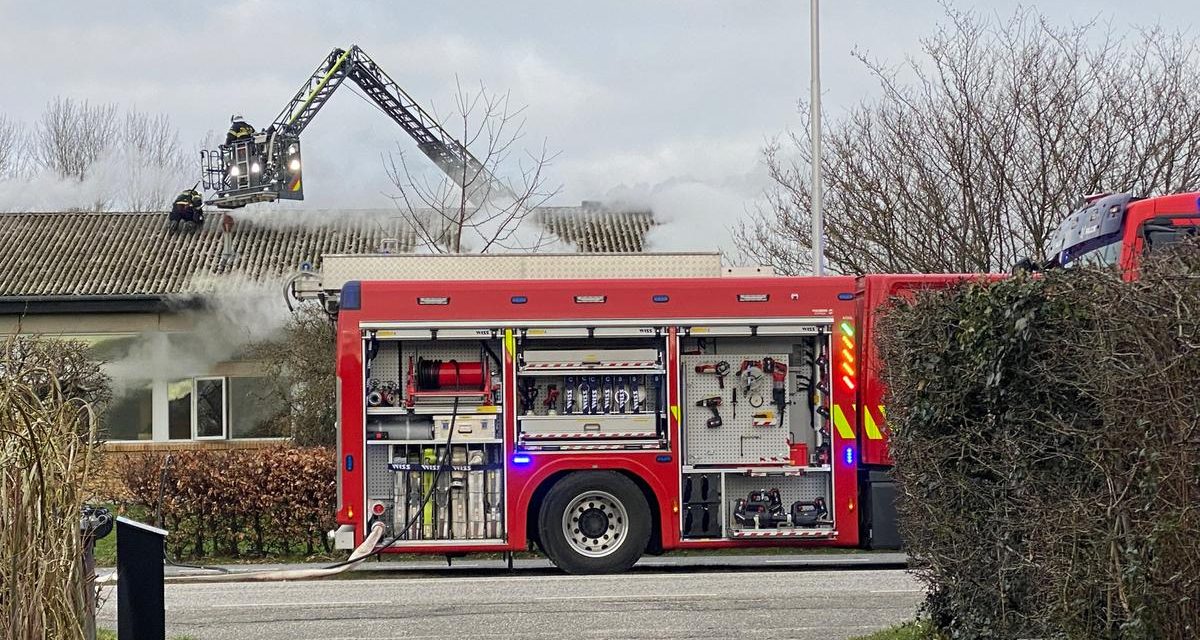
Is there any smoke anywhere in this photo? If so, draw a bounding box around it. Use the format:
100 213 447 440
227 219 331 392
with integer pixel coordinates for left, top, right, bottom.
104 276 294 396
0 145 188 212
599 174 765 255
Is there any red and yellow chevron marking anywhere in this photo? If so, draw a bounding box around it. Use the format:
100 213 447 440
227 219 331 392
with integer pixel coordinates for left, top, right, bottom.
832 404 854 440
289 175 302 192
863 405 885 440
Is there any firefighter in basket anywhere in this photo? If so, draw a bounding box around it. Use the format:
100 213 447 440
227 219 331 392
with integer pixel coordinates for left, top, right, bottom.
225 114 255 145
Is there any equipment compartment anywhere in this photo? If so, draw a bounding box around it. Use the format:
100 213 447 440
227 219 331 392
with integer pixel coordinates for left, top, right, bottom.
366 441 505 543
724 472 834 538
361 330 507 545
677 329 838 541
681 351 792 465
514 336 668 449
363 332 504 415
681 472 723 538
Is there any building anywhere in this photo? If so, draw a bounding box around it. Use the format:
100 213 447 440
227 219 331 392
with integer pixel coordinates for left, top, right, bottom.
0 206 655 453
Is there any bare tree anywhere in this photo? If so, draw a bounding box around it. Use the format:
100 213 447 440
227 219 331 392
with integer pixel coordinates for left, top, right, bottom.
0 114 28 179
119 108 191 212
384 79 561 253
737 7 1200 275
32 97 120 182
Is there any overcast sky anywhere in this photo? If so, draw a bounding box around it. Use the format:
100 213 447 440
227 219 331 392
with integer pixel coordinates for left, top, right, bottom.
2 0 1197 250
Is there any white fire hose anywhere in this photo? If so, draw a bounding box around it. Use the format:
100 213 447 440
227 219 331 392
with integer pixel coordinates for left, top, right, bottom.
97 522 386 586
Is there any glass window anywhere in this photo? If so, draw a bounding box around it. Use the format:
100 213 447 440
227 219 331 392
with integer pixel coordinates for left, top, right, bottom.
84 334 141 362
103 382 153 441
1145 225 1198 253
195 377 226 439
168 380 193 440
1067 240 1121 268
229 376 285 439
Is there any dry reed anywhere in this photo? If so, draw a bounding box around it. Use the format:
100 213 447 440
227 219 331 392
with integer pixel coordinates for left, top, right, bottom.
1 337 102 640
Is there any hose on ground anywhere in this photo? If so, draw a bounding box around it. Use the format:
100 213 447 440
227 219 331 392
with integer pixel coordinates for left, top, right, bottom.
96 521 386 586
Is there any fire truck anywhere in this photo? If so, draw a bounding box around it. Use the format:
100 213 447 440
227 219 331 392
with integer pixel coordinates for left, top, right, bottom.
300 191 1200 575
295 252 936 574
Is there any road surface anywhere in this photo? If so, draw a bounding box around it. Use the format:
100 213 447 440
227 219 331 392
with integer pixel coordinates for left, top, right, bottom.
97 562 922 639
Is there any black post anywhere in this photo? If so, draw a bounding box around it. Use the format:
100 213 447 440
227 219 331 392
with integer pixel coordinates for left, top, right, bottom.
81 504 114 640
116 517 167 640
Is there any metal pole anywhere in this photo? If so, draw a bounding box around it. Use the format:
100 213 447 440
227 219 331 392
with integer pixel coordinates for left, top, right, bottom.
809 0 824 275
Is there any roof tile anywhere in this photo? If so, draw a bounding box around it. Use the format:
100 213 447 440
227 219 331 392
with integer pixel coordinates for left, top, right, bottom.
0 207 655 297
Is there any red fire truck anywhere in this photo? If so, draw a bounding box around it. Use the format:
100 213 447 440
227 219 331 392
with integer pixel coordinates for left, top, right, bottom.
308 253 942 574
314 191 1199 574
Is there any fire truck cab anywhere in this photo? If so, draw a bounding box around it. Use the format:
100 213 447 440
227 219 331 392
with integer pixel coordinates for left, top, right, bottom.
307 253 957 574
1043 191 1200 274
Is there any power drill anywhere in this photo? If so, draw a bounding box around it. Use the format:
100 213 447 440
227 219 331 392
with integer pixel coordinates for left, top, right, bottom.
761 357 789 422
696 396 723 428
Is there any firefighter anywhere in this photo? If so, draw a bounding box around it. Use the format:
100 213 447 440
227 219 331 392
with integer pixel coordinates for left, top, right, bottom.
169 188 204 230
225 114 255 145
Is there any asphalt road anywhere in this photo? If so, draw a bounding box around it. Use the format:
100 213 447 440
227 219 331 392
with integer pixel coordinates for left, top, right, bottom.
97 562 922 640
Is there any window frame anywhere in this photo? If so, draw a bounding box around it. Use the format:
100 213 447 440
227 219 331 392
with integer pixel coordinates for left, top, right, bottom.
192 376 228 440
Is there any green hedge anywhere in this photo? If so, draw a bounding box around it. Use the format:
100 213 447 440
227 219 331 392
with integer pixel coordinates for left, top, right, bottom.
878 251 1200 639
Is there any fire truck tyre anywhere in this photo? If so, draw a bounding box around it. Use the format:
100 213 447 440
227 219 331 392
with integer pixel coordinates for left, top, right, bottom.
538 471 651 575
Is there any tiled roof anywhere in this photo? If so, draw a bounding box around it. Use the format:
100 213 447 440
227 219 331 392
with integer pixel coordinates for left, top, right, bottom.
537 207 655 253
0 207 654 298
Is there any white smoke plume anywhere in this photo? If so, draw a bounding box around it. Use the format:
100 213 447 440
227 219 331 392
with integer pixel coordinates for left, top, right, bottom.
104 276 294 396
0 147 189 213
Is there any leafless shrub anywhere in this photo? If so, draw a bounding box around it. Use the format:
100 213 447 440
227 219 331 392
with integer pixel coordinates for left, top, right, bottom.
384 78 561 253
738 7 1200 275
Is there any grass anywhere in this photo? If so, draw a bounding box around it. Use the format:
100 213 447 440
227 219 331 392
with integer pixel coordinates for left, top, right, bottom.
850 621 937 640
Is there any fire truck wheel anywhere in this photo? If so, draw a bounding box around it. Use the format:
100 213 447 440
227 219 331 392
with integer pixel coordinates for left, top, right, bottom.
538 471 651 575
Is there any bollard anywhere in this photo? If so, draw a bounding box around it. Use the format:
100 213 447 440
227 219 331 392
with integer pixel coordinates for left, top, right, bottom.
81 505 114 640
116 517 167 640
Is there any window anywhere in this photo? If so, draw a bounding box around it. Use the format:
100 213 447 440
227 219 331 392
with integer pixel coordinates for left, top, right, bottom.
84 334 141 361
229 376 285 439
168 380 193 440
1145 223 1198 253
194 377 227 439
103 382 153 441
1067 240 1121 268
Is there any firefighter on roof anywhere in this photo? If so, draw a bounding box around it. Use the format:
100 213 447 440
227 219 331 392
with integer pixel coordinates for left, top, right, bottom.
169 188 204 230
226 114 255 145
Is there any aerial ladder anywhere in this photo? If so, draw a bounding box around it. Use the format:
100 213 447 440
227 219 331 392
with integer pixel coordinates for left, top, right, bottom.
201 45 510 209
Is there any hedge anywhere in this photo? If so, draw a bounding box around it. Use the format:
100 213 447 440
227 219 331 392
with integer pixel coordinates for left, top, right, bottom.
117 447 336 559
877 250 1200 639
